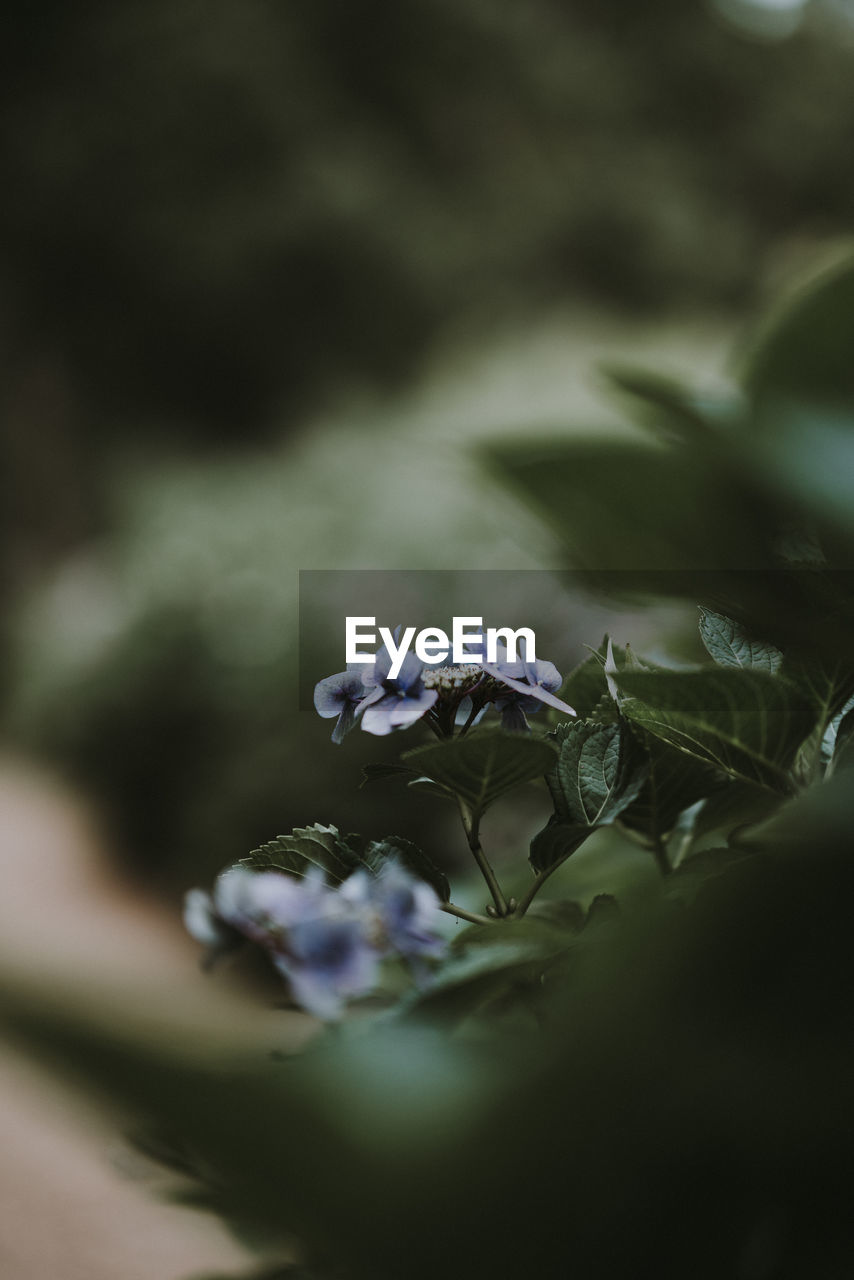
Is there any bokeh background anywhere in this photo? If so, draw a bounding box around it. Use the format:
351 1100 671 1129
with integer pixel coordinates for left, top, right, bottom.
1 2 853 1275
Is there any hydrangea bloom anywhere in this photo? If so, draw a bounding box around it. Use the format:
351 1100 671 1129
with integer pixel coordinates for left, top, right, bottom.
341 860 446 960
185 859 444 1020
313 664 369 743
183 887 239 960
466 631 575 730
312 628 574 739
485 653 569 731
267 871 382 1022
355 644 439 736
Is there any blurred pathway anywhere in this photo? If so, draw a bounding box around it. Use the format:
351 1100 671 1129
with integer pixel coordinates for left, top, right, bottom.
0 759 310 1280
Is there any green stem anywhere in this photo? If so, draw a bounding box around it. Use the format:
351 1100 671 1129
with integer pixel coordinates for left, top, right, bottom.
513 860 563 918
441 902 494 927
457 701 480 737
652 836 672 876
456 798 509 917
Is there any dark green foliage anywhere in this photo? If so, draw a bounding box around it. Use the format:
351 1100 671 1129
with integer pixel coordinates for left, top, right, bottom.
241 823 449 901
482 437 778 574
560 638 614 719
616 668 817 793
359 763 416 788
698 608 783 673
618 731 724 848
402 731 558 820
601 363 718 443
530 718 648 873
242 824 362 884
6 3 854 458
9 241 854 1280
7 791 854 1279
744 258 854 416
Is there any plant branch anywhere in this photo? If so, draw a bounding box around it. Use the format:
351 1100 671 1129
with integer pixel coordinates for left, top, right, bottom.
513 859 564 917
651 836 672 876
440 902 494 927
456 798 509 917
457 701 481 737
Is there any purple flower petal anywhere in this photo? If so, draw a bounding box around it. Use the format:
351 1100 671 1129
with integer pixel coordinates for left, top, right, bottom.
371 861 444 959
359 694 400 736
523 658 563 692
314 668 367 718
331 701 357 744
393 651 426 693
183 889 227 948
364 643 391 688
360 687 437 735
483 662 576 716
387 686 438 728
273 912 380 1020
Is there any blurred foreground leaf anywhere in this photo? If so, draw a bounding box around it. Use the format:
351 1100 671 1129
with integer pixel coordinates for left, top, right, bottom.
5 804 854 1278
743 256 854 416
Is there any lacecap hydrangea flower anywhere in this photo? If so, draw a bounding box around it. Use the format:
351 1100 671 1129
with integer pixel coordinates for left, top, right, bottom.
184 859 444 1021
314 630 573 740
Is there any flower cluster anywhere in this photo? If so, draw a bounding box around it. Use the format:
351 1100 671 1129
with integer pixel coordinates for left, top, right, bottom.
184 860 444 1020
314 633 573 741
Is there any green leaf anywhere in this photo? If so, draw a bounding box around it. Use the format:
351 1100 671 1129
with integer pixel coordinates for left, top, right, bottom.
530 719 648 872
690 779 782 841
362 836 451 903
360 763 416 788
829 706 854 776
403 918 574 1023
529 816 594 873
562 637 652 721
241 823 361 884
616 668 817 793
402 731 558 819
781 652 854 729
406 775 459 801
601 363 717 443
743 255 854 417
560 639 612 719
545 719 648 827
738 259 854 550
738 767 854 856
698 609 783 674
618 732 724 847
480 438 776 573
664 847 759 904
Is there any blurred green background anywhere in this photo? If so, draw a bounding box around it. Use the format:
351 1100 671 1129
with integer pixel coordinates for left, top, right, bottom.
2 0 854 895
3 7 854 1279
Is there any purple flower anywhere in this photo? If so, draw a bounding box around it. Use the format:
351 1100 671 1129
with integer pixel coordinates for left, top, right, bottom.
314 665 369 743
342 860 445 961
214 866 306 943
185 860 446 1020
461 631 575 730
188 865 381 1020
270 873 381 1021
183 887 240 963
356 643 438 736
486 654 571 731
